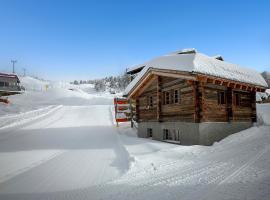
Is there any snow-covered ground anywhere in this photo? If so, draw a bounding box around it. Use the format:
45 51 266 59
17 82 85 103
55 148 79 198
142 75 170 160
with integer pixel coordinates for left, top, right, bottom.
256 89 270 102
0 76 117 115
0 76 269 200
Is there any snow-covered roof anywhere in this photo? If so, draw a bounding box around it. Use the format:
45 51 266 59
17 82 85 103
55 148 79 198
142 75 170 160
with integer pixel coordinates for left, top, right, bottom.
0 73 20 82
124 49 268 96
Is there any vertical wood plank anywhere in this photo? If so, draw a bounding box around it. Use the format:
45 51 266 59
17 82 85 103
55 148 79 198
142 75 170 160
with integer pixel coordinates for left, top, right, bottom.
226 87 232 122
193 81 201 123
136 98 140 122
200 82 206 122
251 91 256 122
157 76 162 122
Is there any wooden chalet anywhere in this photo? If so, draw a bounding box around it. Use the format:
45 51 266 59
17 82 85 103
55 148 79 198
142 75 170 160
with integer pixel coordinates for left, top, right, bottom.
124 49 268 145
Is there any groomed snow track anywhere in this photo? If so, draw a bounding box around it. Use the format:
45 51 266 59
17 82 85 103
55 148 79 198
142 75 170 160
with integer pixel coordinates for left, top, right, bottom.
0 105 130 199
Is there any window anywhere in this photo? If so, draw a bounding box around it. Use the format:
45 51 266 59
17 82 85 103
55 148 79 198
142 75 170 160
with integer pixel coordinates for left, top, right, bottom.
149 96 153 107
165 92 170 104
234 93 240 106
174 90 179 104
218 91 225 105
163 129 172 140
163 129 169 140
163 129 181 142
147 96 153 108
147 128 153 138
0 82 4 87
172 129 181 142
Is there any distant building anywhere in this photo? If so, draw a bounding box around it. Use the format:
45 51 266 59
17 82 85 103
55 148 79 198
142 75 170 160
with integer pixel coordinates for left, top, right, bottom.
124 49 268 145
261 71 270 88
0 72 21 96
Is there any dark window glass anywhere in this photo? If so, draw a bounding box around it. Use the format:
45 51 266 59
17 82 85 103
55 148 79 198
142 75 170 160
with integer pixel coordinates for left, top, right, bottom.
163 129 172 140
0 82 4 87
163 129 169 140
147 128 152 137
218 91 225 104
235 93 240 106
149 96 153 107
174 90 179 103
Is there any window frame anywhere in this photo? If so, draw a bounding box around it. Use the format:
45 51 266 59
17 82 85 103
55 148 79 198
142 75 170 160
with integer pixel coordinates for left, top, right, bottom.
234 92 241 106
163 129 169 140
217 91 226 105
163 129 173 140
174 89 180 104
148 96 153 107
147 128 153 138
165 91 170 105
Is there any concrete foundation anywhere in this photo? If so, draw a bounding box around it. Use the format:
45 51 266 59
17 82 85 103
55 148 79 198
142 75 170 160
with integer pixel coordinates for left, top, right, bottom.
199 122 252 145
137 121 252 146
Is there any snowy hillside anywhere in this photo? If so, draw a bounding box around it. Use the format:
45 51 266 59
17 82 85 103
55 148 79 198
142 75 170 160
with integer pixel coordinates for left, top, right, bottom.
19 76 50 91
0 76 120 116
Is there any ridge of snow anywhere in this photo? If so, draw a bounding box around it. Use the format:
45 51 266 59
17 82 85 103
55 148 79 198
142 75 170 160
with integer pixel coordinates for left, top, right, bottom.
0 105 62 131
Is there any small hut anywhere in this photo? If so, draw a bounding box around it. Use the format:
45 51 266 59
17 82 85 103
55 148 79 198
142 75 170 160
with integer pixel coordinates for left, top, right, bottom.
0 73 21 96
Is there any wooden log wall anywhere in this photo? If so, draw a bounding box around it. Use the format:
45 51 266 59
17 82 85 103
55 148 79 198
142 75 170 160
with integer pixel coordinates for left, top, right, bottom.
201 83 253 122
232 90 253 122
137 76 195 122
201 84 227 122
136 75 256 123
137 78 158 121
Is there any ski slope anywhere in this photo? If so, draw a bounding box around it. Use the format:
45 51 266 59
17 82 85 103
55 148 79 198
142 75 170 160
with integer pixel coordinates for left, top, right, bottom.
0 77 270 200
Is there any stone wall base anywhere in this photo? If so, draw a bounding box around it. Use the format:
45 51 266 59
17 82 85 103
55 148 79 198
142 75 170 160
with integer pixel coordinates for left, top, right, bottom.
137 121 252 146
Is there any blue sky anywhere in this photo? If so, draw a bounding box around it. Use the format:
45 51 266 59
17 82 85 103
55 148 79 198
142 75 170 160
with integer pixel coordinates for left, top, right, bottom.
0 0 269 80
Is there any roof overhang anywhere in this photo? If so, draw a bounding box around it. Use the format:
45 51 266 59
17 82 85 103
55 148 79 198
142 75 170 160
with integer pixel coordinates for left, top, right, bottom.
197 74 268 92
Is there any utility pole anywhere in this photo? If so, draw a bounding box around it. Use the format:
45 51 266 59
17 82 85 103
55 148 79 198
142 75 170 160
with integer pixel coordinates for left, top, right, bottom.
11 60 17 74
22 68 26 76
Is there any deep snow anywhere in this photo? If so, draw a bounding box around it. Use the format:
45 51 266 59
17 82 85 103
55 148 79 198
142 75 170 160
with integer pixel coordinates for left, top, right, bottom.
0 76 270 200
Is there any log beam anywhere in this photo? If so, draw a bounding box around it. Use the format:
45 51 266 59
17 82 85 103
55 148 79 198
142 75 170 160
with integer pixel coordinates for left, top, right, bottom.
197 75 266 92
